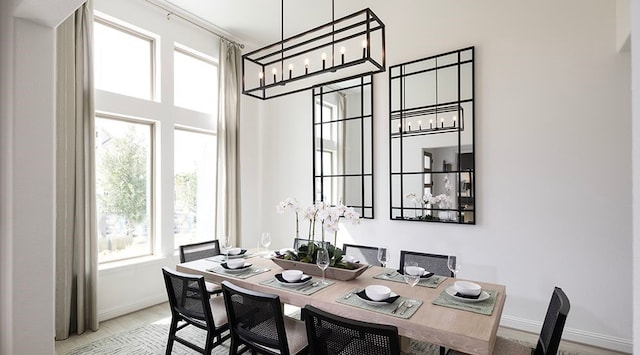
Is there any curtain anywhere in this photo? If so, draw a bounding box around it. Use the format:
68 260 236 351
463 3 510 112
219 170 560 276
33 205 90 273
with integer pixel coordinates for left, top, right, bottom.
55 0 98 340
216 39 242 246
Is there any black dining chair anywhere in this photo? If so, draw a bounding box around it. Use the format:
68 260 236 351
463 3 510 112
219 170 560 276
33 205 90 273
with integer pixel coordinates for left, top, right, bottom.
221 280 308 355
399 250 454 277
161 267 230 355
302 305 401 355
450 287 570 355
179 240 222 296
342 243 381 266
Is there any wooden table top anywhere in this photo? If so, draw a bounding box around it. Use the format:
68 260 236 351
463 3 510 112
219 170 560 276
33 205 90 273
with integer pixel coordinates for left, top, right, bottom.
177 256 506 355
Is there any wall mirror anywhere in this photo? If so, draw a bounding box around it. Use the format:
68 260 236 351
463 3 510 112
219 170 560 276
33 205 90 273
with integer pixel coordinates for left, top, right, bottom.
313 75 374 218
389 47 475 224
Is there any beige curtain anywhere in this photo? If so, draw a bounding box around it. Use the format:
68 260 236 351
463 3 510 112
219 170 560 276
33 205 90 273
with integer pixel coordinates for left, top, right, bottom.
216 39 242 246
55 0 98 340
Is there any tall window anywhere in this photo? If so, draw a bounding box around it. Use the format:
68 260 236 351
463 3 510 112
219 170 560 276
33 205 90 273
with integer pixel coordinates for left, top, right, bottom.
94 16 155 100
174 128 217 248
174 45 218 113
95 116 153 263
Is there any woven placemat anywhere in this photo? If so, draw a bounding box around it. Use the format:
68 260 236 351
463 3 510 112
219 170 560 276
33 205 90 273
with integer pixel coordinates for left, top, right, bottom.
205 266 270 279
373 271 446 289
432 288 498 315
259 277 334 295
335 288 422 319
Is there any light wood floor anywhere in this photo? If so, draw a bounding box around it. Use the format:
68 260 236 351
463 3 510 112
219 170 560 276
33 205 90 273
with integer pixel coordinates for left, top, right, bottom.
55 302 628 355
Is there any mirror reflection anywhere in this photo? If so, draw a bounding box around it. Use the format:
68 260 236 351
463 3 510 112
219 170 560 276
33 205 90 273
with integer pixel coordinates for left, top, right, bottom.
313 75 373 218
390 47 475 224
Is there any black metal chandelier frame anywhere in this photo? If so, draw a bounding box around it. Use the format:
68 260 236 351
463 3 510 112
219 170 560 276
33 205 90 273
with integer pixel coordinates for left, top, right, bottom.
242 1 385 100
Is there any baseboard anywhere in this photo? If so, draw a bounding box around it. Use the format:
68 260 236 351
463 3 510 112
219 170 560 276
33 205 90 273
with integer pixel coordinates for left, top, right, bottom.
501 314 632 354
98 294 167 322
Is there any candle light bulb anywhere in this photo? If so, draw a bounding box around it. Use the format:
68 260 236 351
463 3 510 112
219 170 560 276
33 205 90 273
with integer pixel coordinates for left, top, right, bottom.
288 63 293 79
429 119 433 129
272 67 277 82
340 46 346 64
258 72 264 79
321 52 327 69
362 39 368 58
418 120 422 130
440 117 444 128
408 122 412 130
452 116 457 127
304 58 309 74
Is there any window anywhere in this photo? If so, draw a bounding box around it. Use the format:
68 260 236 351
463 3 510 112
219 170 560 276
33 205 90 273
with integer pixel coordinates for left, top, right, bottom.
96 116 153 263
174 128 217 248
174 45 218 113
94 16 155 100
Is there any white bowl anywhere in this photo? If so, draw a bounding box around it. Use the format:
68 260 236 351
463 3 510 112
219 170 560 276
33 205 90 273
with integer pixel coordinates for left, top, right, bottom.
453 281 482 296
227 247 242 255
343 255 355 263
405 265 425 276
226 258 245 269
365 285 391 301
282 270 303 282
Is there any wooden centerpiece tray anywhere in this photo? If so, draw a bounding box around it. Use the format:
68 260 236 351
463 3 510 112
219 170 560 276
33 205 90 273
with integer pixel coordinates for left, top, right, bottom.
270 257 368 281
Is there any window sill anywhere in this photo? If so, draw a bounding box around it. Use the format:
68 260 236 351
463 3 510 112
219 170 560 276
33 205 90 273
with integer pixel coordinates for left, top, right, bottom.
98 254 173 274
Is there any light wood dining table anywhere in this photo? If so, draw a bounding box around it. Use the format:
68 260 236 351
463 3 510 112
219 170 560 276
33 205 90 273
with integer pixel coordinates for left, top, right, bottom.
177 254 506 355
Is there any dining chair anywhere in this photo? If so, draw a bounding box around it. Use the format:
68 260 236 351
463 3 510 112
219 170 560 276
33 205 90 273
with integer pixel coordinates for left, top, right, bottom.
399 250 454 277
293 238 330 251
342 243 381 266
179 240 222 295
450 287 570 355
221 280 308 355
301 305 401 355
161 267 230 355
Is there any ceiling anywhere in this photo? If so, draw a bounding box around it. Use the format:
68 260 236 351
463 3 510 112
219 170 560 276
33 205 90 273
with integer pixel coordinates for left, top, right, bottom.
163 0 368 48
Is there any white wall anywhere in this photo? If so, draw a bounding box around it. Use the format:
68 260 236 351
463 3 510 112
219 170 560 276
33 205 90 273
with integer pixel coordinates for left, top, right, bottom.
251 0 632 352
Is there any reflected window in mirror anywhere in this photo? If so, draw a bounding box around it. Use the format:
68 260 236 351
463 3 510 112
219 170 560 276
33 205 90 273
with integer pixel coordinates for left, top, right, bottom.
313 75 374 218
390 47 475 224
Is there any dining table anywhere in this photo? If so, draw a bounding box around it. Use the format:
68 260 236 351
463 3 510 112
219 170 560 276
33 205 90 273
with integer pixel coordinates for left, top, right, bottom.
176 252 507 355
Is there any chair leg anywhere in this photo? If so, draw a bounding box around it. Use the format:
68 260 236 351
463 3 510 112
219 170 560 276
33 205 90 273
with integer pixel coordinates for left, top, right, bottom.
204 330 214 355
165 319 178 355
440 345 446 355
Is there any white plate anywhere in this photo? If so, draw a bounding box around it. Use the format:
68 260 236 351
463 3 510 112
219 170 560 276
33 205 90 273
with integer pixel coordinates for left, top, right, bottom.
357 292 399 306
445 286 490 303
226 249 249 259
275 274 312 287
222 263 252 273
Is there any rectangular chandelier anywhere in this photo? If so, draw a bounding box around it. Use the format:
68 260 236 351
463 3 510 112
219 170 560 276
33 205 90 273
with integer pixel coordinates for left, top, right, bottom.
242 8 385 100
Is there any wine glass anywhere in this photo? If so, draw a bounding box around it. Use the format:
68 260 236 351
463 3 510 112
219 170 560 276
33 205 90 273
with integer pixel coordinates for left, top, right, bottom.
403 261 422 287
377 247 390 277
260 232 272 258
219 235 232 262
316 248 330 285
447 255 461 278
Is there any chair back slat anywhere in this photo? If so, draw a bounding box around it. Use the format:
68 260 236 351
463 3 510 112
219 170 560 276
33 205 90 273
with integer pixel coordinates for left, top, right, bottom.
302 305 401 355
180 240 221 263
535 287 570 355
399 250 453 277
342 244 381 266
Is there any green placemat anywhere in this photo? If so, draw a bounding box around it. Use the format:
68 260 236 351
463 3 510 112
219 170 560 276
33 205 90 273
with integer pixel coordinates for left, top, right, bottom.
259 277 334 295
432 288 498 315
336 288 423 319
373 271 446 289
205 266 270 279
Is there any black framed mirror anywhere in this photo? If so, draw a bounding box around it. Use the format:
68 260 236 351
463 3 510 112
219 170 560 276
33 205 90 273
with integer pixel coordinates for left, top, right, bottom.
389 47 475 224
313 75 374 218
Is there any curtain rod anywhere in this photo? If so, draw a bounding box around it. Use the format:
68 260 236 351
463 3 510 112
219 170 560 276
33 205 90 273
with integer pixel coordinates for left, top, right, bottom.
144 0 245 49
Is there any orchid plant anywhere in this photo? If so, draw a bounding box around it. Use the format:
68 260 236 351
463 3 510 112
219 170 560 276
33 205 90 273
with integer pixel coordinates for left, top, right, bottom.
276 198 361 268
405 175 454 220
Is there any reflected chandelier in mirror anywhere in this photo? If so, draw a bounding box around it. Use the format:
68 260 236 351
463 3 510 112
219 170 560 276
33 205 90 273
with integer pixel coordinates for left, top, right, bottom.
313 75 374 218
389 47 475 224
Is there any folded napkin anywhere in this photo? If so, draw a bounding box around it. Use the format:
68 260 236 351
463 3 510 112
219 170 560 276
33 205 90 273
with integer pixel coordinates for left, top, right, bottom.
221 262 251 270
397 270 435 279
274 273 312 284
356 290 400 304
454 291 481 299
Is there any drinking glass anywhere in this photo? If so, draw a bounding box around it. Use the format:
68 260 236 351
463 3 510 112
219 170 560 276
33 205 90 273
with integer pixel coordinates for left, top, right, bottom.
447 255 461 278
260 232 272 258
377 247 390 277
402 261 421 287
219 235 232 262
316 248 330 285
